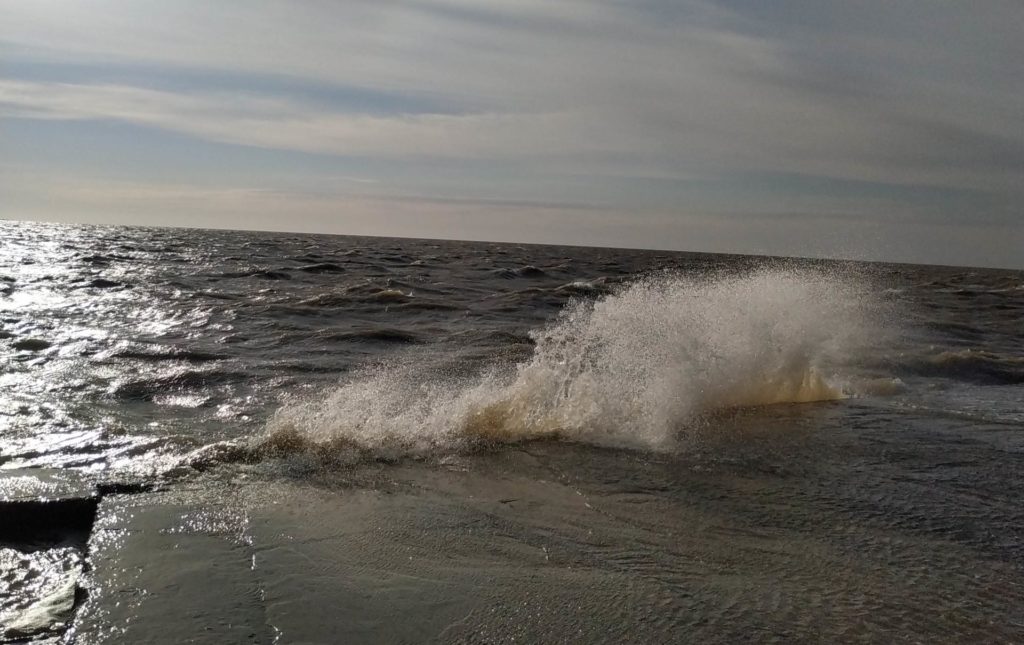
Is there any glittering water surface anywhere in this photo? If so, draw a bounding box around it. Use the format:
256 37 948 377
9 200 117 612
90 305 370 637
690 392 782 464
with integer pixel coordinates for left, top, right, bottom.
1 220 1022 642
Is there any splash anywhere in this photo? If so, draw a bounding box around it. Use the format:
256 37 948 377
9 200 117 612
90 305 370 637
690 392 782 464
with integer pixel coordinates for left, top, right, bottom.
263 268 879 458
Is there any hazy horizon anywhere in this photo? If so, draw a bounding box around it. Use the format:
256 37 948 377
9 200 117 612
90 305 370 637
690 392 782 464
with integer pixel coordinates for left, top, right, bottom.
2 1 1022 269
6 215 1021 272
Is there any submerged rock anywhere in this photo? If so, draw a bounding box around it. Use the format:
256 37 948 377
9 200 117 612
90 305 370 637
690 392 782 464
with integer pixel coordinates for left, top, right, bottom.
3 575 80 641
69 492 271 644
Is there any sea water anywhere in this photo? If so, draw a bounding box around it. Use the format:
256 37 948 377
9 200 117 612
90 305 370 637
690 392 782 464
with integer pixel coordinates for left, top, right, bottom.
1 221 1022 642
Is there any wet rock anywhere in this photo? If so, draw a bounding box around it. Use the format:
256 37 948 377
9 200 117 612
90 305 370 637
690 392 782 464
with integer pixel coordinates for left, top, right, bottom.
0 469 98 548
0 471 107 642
2 575 81 641
94 481 155 496
70 493 271 644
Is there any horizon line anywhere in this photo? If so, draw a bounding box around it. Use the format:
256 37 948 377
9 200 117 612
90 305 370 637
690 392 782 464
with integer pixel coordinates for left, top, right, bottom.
2 215 1021 273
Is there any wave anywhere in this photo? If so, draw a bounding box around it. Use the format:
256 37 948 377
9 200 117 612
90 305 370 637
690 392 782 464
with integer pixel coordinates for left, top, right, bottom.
99 343 226 363
217 268 292 280
257 268 882 460
904 349 1024 385
111 369 246 401
317 328 423 345
295 262 346 274
490 265 549 279
555 278 616 297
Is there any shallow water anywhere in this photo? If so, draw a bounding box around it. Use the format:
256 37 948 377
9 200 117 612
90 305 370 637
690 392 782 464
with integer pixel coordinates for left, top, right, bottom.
1 220 1022 642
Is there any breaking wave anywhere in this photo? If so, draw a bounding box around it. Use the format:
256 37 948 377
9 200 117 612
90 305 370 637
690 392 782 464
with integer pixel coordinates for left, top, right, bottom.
258 268 882 459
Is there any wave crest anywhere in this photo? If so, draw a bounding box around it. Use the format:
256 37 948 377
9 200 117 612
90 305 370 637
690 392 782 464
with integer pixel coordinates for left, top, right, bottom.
263 268 879 457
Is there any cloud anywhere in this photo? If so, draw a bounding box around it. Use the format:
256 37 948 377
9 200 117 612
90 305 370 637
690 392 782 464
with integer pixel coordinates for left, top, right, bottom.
3 63 1021 199
1 1 1021 265
4 2 1021 190
0 79 590 159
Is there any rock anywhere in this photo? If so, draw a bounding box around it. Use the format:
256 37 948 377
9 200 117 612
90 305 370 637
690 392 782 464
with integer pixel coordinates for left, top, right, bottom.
3 575 80 640
0 468 94 504
70 492 272 644
0 469 98 547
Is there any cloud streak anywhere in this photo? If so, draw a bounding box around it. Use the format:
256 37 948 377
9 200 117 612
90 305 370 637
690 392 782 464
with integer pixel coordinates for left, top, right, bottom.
0 0 1021 266
0 79 588 159
3 71 1019 198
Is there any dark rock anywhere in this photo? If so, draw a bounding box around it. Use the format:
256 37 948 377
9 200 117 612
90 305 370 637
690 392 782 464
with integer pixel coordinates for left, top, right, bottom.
0 469 98 548
94 481 155 496
0 496 98 547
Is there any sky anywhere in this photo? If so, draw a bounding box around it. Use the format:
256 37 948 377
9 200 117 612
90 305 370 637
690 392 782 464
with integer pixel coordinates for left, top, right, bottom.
1 1 1021 268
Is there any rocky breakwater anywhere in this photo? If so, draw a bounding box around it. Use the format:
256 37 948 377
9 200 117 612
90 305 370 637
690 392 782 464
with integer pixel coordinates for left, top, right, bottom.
0 469 99 642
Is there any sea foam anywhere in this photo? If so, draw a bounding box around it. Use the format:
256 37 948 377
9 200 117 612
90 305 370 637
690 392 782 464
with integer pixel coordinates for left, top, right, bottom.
261 268 880 458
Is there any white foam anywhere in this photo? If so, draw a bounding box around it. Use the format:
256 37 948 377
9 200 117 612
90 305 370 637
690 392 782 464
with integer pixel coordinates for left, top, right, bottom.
264 268 880 457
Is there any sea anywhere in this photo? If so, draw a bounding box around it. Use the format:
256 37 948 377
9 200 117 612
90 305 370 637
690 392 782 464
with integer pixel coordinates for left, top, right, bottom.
1 219 1022 643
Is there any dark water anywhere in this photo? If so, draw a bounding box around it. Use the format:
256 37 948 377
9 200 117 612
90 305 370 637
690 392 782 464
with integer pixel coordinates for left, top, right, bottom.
1 220 1022 642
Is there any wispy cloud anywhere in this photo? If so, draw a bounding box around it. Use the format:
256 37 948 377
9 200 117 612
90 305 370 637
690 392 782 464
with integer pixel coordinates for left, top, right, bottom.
1 0 1021 266
4 1 1022 191
3 70 1019 198
0 79 587 159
